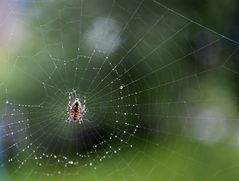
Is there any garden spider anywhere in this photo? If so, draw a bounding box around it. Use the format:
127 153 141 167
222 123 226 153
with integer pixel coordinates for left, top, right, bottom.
66 94 86 124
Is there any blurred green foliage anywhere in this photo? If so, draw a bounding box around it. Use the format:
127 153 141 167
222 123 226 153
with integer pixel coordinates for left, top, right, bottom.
1 0 239 180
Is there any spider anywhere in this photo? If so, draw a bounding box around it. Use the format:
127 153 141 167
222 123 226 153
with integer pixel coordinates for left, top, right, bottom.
66 98 86 124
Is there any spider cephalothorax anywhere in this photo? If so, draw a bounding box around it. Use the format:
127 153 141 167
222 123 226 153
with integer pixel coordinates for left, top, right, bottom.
67 98 86 123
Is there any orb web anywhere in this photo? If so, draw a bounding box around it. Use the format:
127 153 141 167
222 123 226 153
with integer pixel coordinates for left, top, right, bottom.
1 0 239 180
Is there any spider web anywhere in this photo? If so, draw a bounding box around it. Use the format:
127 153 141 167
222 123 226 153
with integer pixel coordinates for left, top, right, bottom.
1 0 239 180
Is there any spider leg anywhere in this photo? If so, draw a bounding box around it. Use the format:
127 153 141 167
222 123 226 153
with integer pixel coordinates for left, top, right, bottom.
66 104 72 123
66 117 72 123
